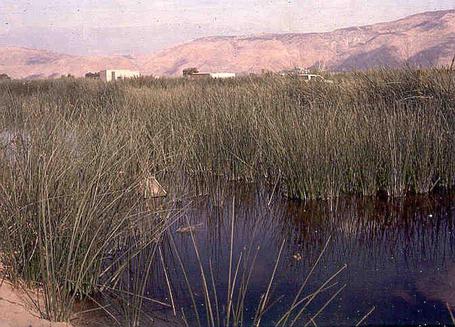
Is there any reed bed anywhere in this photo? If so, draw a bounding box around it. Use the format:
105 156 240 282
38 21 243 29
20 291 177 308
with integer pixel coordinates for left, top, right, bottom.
0 68 455 199
122 68 455 199
0 67 454 323
1 68 454 200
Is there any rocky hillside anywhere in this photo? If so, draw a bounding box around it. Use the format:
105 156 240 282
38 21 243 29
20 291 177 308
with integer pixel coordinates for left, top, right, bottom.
0 9 454 79
138 9 455 75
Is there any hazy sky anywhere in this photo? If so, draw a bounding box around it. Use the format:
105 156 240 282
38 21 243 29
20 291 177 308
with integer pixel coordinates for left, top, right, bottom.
0 0 454 54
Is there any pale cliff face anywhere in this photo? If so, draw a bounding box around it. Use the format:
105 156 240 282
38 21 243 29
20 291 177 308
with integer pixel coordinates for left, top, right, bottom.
0 10 454 79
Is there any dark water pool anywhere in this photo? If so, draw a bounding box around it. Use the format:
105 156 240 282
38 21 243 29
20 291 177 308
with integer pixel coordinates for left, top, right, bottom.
146 185 455 326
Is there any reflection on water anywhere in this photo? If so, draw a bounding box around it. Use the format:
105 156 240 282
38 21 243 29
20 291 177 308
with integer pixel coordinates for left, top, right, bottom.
148 183 454 326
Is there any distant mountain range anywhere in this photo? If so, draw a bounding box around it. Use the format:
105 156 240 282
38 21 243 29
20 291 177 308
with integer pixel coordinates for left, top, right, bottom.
0 9 454 79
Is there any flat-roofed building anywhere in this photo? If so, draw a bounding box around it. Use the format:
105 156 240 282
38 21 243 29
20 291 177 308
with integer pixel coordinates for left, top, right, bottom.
209 72 236 79
185 71 236 80
99 69 140 82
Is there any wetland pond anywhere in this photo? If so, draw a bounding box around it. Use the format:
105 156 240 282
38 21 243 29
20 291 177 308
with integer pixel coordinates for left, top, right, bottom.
125 184 455 326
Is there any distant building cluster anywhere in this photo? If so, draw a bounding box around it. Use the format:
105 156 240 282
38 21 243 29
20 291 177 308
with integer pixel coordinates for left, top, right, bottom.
83 67 237 82
80 66 332 83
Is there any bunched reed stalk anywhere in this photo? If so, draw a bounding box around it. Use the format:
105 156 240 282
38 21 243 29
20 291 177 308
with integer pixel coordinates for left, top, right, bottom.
0 83 174 322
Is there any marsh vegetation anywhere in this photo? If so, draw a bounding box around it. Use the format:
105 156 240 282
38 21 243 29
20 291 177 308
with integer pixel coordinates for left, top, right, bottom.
0 67 454 325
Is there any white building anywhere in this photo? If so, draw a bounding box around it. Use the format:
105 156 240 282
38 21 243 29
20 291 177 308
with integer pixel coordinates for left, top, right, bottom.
99 69 140 82
187 72 236 80
209 72 236 79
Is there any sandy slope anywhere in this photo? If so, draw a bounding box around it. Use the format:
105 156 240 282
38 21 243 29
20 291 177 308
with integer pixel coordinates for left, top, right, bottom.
0 280 71 327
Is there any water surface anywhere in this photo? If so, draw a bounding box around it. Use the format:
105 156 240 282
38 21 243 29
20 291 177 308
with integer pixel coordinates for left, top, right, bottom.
147 184 455 326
